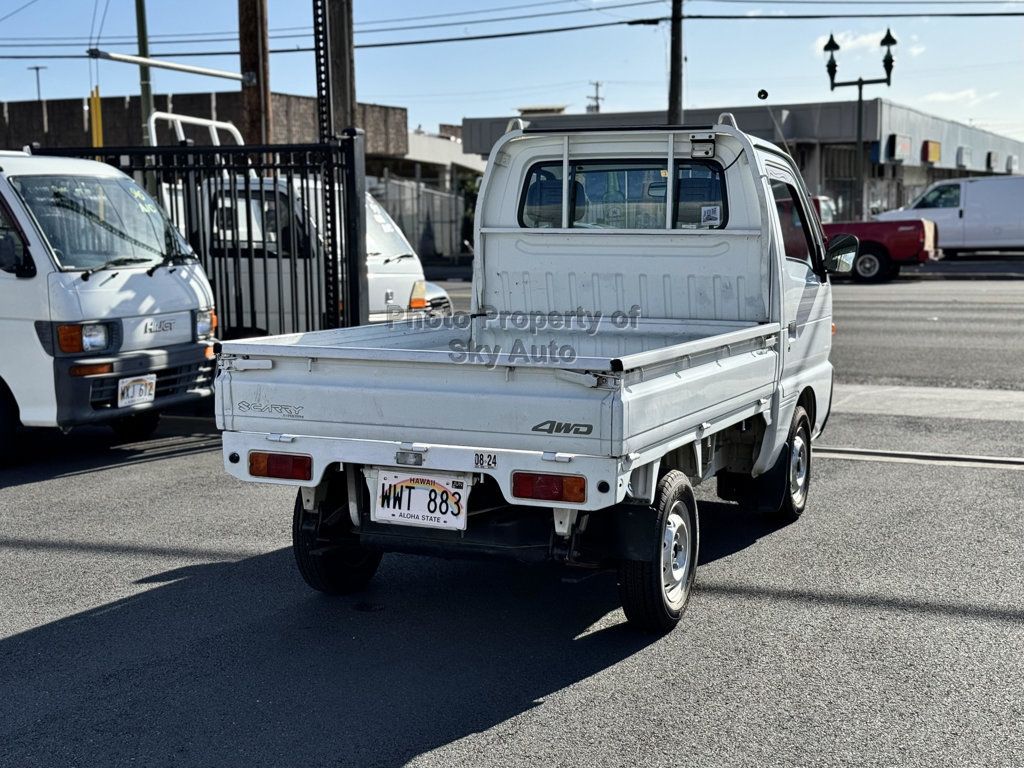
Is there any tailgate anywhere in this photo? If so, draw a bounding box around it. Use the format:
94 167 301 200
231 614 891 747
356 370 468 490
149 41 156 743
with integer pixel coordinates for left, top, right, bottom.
217 355 616 456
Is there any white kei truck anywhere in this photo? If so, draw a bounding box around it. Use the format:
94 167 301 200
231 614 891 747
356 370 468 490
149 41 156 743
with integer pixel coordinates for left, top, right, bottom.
0 151 217 460
215 119 857 632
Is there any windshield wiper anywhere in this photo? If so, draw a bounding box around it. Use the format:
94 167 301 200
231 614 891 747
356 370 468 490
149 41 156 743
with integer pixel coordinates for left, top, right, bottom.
381 253 415 265
80 257 150 281
146 249 194 276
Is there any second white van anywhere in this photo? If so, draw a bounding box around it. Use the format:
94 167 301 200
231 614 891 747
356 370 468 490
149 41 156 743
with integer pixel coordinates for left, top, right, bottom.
875 176 1024 256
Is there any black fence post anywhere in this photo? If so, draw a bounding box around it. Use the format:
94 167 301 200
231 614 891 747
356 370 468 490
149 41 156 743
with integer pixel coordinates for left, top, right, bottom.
342 127 367 327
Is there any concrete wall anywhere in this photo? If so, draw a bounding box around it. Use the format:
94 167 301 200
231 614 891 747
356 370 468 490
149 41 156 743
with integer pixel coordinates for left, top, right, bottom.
0 91 408 156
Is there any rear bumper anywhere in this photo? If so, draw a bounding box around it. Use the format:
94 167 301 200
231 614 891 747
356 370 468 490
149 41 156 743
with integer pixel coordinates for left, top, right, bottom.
220 430 626 512
54 342 215 428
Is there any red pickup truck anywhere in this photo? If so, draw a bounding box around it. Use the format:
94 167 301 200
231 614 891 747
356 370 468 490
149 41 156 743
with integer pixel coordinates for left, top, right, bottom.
814 197 936 282
778 195 936 282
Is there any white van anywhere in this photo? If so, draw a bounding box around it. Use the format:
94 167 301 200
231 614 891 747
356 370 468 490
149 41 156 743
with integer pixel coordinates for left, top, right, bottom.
875 176 1024 256
173 180 449 336
0 151 217 460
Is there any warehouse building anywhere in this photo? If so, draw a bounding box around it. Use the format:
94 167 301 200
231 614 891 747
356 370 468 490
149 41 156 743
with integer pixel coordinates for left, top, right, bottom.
461 98 1024 217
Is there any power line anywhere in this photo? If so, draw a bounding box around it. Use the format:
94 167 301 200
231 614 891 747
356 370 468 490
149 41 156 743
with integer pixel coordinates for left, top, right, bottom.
0 0 43 25
356 10 1024 49
354 0 592 27
353 0 668 35
5 8 1024 60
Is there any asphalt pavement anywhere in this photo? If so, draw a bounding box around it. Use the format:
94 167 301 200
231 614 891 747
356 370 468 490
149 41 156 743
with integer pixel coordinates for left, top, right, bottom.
1 273 1022 767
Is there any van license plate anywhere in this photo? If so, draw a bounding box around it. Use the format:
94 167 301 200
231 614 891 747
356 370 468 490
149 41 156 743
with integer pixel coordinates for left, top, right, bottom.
117 374 157 407
371 471 470 531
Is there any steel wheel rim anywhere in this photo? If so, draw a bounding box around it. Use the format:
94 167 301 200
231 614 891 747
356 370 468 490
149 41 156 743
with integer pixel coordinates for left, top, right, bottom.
790 432 809 507
857 253 880 278
662 502 692 608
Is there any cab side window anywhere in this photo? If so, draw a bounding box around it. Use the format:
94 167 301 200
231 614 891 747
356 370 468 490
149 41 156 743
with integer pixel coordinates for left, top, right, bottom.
0 204 29 275
770 179 814 264
914 184 960 209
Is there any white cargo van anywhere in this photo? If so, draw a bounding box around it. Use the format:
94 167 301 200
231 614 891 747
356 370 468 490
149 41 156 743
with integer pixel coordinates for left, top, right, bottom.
0 151 217 460
170 179 449 336
875 176 1024 256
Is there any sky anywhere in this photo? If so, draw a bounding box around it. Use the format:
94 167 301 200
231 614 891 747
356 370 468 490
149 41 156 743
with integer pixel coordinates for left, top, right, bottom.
0 0 1022 139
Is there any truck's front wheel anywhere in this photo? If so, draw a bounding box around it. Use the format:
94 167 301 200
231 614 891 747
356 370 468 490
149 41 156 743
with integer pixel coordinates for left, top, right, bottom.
618 471 699 633
0 389 19 463
292 489 382 595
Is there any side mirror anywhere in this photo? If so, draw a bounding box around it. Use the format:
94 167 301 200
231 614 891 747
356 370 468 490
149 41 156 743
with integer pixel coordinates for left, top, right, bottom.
824 233 858 274
14 260 36 278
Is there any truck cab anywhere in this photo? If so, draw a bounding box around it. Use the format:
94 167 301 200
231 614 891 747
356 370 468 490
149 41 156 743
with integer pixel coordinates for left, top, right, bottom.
0 152 217 459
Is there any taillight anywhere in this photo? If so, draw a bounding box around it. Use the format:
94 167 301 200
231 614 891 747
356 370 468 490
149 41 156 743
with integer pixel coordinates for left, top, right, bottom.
248 451 312 481
511 472 586 503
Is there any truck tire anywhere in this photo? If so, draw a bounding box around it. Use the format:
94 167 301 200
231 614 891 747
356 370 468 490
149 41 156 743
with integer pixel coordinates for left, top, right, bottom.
292 488 382 595
0 390 18 463
618 470 699 633
110 411 161 442
852 245 891 283
715 405 812 522
776 405 812 522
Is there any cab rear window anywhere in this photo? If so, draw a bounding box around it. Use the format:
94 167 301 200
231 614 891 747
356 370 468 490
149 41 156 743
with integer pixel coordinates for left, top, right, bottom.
519 160 726 230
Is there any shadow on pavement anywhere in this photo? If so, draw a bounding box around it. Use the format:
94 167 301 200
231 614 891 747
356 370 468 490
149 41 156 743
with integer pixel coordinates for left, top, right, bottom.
697 499 789 566
0 416 220 489
0 549 655 767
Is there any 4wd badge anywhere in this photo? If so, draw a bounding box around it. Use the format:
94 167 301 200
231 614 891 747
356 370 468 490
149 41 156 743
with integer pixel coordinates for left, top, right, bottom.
531 420 593 436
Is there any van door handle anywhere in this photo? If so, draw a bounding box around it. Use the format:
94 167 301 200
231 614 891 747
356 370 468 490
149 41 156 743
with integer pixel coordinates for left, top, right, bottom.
959 209 964 218
787 321 797 341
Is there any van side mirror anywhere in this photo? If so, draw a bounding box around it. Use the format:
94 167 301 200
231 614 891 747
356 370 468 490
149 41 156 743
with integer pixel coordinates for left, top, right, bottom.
0 232 36 278
14 260 36 278
824 233 858 274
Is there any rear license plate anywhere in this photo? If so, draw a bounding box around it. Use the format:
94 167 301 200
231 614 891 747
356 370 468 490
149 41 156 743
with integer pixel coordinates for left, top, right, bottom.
117 374 157 407
371 470 471 531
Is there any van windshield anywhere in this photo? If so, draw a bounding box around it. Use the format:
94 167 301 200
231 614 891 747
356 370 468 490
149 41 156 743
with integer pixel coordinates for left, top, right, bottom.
366 195 415 260
10 174 193 271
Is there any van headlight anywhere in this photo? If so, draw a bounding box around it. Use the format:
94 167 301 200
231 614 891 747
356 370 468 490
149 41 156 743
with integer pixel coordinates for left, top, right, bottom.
82 323 109 351
57 323 110 353
195 309 217 340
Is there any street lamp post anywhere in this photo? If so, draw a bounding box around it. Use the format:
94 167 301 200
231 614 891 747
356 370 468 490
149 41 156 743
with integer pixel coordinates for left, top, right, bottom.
824 28 897 221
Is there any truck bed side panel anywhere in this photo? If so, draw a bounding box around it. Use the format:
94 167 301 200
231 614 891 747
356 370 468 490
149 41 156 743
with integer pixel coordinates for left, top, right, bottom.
219 358 615 455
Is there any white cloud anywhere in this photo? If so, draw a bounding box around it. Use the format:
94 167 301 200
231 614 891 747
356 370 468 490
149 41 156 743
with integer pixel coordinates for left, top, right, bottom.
909 45 926 57
921 89 1000 107
812 29 887 56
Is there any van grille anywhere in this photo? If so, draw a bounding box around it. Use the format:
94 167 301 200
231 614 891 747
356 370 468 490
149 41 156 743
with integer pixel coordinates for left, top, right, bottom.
88 362 215 410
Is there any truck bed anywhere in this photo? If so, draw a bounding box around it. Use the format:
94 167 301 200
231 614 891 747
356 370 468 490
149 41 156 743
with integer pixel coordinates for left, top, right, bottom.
216 318 780 459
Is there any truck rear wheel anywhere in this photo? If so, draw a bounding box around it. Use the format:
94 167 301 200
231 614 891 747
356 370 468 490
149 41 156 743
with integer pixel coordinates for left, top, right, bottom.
618 470 699 633
292 488 382 595
852 246 891 283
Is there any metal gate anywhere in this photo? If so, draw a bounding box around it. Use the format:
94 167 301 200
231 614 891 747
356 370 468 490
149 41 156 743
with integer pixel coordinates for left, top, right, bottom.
36 134 366 339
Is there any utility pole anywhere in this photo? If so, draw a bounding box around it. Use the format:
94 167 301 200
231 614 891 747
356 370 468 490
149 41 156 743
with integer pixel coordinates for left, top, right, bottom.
135 0 156 145
586 81 603 113
668 0 683 124
27 65 48 134
328 0 357 132
238 0 272 144
27 65 45 100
